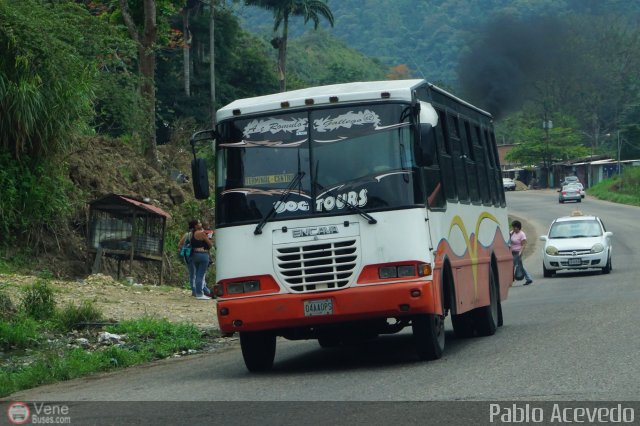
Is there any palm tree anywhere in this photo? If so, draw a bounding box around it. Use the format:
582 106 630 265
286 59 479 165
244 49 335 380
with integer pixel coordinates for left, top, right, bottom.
245 0 334 92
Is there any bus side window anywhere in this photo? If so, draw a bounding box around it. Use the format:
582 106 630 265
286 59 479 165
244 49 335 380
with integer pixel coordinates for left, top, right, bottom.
463 120 480 203
483 128 499 206
447 113 468 202
435 109 457 202
489 132 506 207
473 125 489 204
422 126 446 209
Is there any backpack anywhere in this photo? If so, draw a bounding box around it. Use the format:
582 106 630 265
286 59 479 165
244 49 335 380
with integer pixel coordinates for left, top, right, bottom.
179 232 193 263
513 254 525 281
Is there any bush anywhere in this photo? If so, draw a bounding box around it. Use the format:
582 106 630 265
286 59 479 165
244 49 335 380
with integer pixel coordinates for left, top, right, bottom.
55 300 103 331
0 290 16 320
20 280 56 320
588 168 640 206
108 317 203 359
0 315 40 351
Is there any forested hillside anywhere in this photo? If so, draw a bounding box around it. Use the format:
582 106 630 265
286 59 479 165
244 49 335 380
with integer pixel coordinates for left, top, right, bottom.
239 0 640 85
238 0 640 162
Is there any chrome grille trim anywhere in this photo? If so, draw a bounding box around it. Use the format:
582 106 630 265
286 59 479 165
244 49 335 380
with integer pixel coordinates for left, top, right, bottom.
275 239 358 293
558 250 591 256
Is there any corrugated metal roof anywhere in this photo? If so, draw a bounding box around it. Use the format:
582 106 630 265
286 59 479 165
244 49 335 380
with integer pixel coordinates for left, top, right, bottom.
90 194 171 219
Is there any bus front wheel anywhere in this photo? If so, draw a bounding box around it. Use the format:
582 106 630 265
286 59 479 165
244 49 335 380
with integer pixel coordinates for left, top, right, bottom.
240 331 276 372
412 314 445 360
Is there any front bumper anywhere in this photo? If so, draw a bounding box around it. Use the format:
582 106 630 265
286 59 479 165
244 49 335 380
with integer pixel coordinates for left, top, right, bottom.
217 280 436 333
543 251 608 271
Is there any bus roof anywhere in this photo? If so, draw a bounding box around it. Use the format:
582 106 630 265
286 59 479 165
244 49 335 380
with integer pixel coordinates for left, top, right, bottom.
216 79 425 122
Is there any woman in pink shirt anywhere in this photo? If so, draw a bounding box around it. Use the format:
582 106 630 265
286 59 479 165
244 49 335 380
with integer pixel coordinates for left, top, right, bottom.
510 220 533 285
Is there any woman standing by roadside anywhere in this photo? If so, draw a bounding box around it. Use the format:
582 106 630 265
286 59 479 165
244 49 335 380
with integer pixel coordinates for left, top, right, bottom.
178 220 213 299
510 220 533 286
190 220 213 299
178 220 197 297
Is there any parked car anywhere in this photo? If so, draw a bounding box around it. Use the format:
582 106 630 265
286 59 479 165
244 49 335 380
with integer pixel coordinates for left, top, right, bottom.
502 178 516 191
559 185 582 203
539 212 613 277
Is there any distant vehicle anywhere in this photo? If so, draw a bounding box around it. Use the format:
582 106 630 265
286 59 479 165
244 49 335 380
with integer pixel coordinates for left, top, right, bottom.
502 178 516 191
539 213 613 277
559 185 581 203
567 182 585 198
560 176 580 187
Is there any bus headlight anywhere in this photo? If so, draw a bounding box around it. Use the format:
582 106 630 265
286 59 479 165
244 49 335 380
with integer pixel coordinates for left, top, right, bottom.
378 266 398 279
545 246 559 255
227 280 261 294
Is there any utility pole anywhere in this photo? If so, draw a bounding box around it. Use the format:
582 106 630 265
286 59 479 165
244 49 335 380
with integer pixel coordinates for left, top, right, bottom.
209 0 216 130
543 117 553 187
617 130 621 175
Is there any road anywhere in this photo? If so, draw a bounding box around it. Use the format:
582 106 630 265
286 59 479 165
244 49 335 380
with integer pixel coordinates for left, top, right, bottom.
8 190 640 405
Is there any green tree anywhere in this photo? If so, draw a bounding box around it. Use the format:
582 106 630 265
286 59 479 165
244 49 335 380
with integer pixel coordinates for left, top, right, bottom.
0 0 93 161
505 115 590 171
0 0 93 240
116 0 187 162
156 5 278 127
244 0 334 92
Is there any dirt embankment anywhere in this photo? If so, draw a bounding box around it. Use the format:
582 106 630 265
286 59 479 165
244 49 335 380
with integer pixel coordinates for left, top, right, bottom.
34 135 201 285
1 273 219 330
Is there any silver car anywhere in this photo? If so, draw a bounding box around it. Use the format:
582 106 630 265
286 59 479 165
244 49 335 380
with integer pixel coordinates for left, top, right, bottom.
540 213 613 277
502 178 516 191
559 184 581 203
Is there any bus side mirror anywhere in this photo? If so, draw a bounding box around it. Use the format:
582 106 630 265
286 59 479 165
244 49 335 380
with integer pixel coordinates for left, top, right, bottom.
192 158 210 199
417 124 434 167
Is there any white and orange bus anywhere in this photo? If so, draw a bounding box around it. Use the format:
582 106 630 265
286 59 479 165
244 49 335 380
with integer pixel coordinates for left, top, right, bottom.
191 79 513 372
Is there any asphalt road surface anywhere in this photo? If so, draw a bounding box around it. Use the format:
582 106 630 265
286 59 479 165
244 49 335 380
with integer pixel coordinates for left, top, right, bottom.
7 190 640 411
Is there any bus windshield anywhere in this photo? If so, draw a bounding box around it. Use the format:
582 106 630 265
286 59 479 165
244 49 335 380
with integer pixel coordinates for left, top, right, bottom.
215 103 416 227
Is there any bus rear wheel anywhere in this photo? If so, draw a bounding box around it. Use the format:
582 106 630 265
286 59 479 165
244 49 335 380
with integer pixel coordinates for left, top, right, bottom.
412 314 445 360
240 331 276 372
451 312 475 338
474 267 499 337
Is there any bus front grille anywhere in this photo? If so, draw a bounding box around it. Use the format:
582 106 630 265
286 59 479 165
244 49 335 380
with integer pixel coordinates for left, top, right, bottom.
275 239 358 292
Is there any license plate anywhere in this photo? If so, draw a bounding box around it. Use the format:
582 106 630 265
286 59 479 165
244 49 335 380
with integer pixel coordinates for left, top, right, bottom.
568 258 582 266
303 298 333 316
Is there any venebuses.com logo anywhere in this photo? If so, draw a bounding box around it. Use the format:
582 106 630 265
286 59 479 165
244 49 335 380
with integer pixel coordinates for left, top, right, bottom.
6 402 72 424
7 402 30 424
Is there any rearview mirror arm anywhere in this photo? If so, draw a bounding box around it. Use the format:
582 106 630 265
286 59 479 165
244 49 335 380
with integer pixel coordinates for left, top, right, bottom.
190 129 218 159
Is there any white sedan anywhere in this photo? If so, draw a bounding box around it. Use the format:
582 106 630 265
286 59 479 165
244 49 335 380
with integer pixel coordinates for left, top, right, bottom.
502 178 516 191
540 213 613 277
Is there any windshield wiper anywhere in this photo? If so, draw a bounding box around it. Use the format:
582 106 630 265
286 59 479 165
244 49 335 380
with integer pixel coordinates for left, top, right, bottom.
254 171 305 235
316 182 377 224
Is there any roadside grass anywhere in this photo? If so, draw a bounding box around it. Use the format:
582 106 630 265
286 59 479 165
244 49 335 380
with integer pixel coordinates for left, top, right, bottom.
588 168 640 206
0 280 206 397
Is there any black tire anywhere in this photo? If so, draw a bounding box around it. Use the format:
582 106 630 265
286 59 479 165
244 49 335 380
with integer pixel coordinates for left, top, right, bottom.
412 314 445 360
602 256 612 274
318 335 341 348
578 198 582 203
543 264 553 278
473 267 499 337
452 312 475 338
559 200 564 204
240 331 276 372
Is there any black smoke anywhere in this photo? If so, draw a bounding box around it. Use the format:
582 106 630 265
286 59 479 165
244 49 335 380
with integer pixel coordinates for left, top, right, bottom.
458 15 570 119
